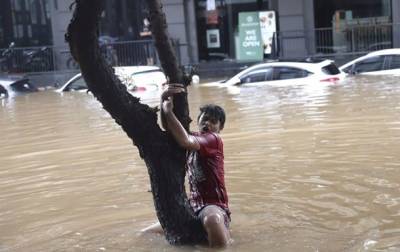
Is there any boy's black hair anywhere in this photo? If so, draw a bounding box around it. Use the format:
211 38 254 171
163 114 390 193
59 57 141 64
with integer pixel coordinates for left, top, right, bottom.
197 104 226 130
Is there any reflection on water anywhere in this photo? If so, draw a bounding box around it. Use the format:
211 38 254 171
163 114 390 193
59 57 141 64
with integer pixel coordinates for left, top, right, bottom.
1 75 400 251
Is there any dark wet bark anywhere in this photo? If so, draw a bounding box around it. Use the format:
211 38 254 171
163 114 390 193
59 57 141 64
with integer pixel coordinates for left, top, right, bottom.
65 0 205 245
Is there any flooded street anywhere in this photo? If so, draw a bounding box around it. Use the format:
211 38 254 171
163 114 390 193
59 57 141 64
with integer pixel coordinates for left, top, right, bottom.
1 75 400 251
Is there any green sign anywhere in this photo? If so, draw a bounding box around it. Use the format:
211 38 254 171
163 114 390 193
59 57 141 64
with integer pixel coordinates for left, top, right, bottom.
238 12 263 61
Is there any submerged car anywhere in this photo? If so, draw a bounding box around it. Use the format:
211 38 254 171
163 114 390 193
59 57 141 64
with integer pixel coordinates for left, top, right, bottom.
339 48 400 75
0 75 38 98
207 59 344 87
57 66 167 92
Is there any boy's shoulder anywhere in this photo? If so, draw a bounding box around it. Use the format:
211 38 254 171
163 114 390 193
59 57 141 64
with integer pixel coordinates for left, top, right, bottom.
191 132 223 149
191 131 221 139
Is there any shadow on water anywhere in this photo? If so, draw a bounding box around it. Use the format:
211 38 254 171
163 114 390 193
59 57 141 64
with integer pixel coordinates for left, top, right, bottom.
1 75 400 251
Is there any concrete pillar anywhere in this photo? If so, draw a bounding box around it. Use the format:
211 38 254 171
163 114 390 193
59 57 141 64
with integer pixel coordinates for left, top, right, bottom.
162 0 190 65
184 0 199 63
49 0 74 71
277 0 307 59
392 0 400 47
303 0 316 55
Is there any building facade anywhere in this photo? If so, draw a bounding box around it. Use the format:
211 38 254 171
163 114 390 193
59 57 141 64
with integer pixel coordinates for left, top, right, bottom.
192 0 400 62
0 0 52 48
1 0 400 66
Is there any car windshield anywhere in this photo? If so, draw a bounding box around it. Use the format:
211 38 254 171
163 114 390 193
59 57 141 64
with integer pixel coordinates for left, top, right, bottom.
65 76 88 91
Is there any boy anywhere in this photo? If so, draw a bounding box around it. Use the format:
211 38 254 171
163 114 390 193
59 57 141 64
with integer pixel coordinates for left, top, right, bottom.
142 84 231 247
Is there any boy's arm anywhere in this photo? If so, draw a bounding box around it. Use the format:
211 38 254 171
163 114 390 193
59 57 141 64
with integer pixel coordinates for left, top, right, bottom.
163 100 200 151
161 85 200 151
160 98 168 130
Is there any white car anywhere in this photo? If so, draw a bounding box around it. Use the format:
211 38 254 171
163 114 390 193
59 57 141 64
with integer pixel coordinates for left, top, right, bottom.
339 48 400 75
206 59 345 87
57 66 167 92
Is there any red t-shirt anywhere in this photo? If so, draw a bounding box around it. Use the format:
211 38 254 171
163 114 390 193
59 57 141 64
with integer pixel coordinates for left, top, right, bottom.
187 132 230 217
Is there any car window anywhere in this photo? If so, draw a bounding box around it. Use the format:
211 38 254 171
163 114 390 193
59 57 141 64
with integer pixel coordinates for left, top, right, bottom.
240 68 272 84
274 67 309 80
341 65 352 73
322 63 340 75
353 56 385 73
66 77 87 91
387 55 400 70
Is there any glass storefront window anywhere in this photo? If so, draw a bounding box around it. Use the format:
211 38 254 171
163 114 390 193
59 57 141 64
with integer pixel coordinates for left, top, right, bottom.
0 0 52 47
196 0 270 62
99 0 148 40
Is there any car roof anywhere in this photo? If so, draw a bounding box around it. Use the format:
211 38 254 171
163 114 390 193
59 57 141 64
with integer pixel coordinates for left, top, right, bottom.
244 59 333 72
114 66 162 74
339 48 400 70
366 48 400 56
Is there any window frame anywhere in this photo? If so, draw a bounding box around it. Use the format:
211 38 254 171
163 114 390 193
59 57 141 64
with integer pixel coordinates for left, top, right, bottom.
352 55 386 73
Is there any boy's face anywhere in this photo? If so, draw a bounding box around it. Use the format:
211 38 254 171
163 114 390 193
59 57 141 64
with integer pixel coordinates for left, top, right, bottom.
198 112 222 133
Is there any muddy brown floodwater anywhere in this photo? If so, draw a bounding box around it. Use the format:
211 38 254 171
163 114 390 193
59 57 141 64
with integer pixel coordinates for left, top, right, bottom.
1 75 400 251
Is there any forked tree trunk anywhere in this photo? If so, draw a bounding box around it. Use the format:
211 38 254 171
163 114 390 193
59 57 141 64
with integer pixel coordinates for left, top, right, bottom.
65 0 205 244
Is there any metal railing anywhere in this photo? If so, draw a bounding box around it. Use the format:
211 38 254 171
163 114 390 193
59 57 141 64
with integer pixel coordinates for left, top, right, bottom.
0 45 54 73
314 23 394 54
274 22 399 60
0 39 180 74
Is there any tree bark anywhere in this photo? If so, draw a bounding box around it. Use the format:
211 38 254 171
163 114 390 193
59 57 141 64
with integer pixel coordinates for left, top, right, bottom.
65 0 205 245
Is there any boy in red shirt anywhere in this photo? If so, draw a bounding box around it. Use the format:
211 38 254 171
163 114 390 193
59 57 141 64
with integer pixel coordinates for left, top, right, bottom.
142 84 231 247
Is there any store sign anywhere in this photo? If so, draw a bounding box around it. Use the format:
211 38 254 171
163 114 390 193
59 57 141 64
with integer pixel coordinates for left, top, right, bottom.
238 11 277 61
238 12 263 61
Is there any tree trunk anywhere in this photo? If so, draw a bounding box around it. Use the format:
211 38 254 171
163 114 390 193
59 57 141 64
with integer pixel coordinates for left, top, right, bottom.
65 0 205 245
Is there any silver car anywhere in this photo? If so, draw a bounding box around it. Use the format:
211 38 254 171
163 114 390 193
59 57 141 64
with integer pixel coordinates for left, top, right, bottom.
204 59 345 87
0 75 38 98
